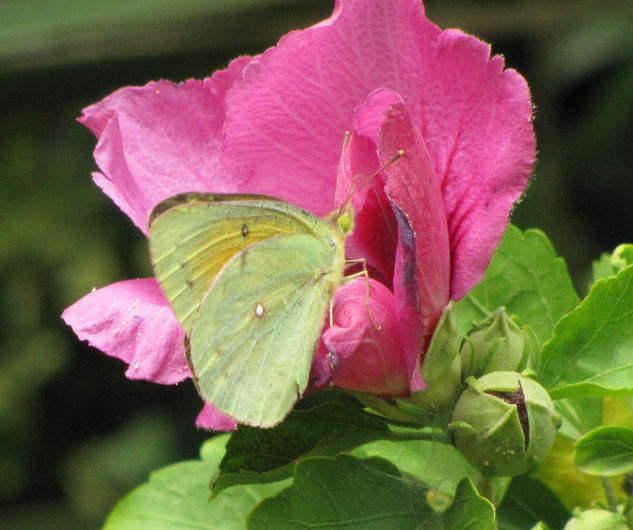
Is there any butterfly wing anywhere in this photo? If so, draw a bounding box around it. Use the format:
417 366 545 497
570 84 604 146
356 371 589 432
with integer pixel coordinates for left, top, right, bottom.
189 232 345 427
149 193 325 334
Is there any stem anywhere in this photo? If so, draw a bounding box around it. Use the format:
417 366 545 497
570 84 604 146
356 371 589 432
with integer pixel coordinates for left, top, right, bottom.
601 476 618 512
478 476 495 504
353 392 429 425
386 430 451 444
477 477 499 530
362 410 429 429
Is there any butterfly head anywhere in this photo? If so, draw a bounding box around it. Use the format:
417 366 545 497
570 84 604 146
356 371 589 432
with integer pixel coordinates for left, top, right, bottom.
336 202 355 236
324 199 354 237
337 210 353 235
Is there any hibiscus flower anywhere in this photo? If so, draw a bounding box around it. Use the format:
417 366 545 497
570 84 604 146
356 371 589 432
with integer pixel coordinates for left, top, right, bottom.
63 0 535 430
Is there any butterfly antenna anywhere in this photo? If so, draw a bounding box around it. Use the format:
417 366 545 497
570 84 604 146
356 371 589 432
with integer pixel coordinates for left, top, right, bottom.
339 149 405 214
334 131 351 210
368 179 398 243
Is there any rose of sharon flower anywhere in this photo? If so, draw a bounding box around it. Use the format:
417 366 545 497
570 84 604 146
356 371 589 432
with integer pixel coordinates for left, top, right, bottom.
63 0 535 431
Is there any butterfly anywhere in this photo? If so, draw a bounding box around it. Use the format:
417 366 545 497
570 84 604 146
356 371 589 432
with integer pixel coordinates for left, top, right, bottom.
148 146 403 427
149 192 355 427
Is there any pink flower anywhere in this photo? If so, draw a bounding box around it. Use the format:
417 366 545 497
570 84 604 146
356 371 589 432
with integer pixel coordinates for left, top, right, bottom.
63 0 535 430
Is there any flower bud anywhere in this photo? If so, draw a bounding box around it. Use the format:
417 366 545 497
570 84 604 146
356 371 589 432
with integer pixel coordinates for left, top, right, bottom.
405 304 464 425
460 308 536 379
450 371 560 477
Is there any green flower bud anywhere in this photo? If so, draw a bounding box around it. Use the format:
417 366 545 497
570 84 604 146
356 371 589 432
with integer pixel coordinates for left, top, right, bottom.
563 508 628 530
450 371 560 477
421 303 464 382
460 308 536 379
405 304 464 425
407 355 462 426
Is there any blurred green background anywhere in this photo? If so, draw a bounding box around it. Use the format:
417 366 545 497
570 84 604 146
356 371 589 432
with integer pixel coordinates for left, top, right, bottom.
1 0 631 527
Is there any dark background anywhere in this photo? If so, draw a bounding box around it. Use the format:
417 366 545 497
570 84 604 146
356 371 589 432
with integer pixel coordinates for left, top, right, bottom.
1 0 632 527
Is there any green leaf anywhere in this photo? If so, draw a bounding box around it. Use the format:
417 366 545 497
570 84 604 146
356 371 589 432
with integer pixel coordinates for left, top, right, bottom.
533 435 622 511
424 478 495 530
248 454 434 530
540 265 633 399
213 395 390 495
453 225 579 346
105 434 289 530
555 398 603 440
574 425 633 476
248 456 493 530
497 475 570 530
200 433 232 465
352 437 476 497
592 253 616 283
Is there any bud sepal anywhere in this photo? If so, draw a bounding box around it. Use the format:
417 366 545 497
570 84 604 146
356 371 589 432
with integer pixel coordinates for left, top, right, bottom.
460 307 537 379
449 371 560 477
405 304 464 425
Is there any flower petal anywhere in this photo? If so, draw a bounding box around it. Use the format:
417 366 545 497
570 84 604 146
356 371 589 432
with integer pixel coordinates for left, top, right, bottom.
195 403 237 432
380 101 451 335
221 0 440 216
337 132 397 285
308 339 335 391
335 90 452 391
322 278 408 396
71 0 536 412
417 28 535 298
62 279 189 384
80 56 251 234
220 0 533 296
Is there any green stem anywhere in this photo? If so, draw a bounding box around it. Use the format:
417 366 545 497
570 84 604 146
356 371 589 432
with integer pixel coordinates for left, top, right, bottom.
601 476 618 512
478 476 495 504
477 477 499 530
386 430 451 444
362 410 429 429
353 392 429 425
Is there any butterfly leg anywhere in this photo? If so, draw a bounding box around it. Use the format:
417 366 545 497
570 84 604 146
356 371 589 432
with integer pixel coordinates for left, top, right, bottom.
342 257 382 330
329 300 334 328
